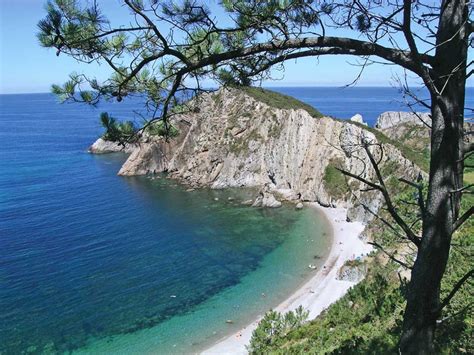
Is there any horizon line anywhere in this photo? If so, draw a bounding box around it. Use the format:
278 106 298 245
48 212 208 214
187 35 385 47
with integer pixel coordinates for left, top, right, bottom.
3 85 473 95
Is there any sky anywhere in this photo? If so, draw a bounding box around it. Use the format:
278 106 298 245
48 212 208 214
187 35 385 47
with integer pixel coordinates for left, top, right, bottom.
0 0 472 94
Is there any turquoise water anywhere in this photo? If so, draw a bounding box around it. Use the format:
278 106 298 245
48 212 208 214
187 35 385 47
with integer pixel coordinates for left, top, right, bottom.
74 185 331 354
0 93 330 354
4 87 471 354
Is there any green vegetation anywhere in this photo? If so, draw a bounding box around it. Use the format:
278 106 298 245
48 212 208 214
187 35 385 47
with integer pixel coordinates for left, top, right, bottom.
99 113 179 141
248 306 310 354
100 112 137 142
239 87 323 119
145 120 179 138
250 203 472 354
464 153 474 185
250 262 405 354
323 158 348 200
249 175 473 354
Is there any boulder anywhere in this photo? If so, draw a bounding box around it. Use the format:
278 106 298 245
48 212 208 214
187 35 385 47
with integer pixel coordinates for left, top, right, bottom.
252 192 282 208
88 138 136 154
241 199 253 206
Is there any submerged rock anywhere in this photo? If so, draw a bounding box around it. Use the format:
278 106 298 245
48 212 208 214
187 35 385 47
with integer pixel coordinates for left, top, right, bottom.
295 202 304 210
252 192 282 208
241 199 254 206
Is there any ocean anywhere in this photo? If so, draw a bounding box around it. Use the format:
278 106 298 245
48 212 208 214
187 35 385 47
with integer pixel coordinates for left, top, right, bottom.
0 87 472 354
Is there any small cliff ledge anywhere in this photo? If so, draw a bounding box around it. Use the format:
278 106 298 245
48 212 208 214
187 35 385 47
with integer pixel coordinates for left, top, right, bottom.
91 87 425 222
88 138 137 154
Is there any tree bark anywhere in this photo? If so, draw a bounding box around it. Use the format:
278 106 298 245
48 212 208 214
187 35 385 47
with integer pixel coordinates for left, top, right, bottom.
399 1 468 353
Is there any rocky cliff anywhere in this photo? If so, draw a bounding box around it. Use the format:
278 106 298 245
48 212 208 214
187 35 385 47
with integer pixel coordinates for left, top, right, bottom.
375 111 431 130
91 87 425 222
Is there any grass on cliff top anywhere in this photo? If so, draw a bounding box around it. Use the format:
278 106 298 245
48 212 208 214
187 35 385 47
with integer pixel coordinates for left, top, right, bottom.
239 86 323 118
238 86 429 171
235 85 434 172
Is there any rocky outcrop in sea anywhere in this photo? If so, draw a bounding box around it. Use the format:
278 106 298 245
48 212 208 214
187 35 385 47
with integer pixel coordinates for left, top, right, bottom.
90 88 425 223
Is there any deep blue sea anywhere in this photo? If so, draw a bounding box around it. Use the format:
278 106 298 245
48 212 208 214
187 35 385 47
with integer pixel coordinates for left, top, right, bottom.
1 87 472 354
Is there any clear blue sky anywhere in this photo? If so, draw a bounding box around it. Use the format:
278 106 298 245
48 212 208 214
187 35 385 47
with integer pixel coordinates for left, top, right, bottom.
1 0 472 94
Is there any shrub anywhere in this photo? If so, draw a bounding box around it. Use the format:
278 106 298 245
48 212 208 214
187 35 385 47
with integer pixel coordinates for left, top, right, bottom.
100 112 137 142
248 306 309 354
323 158 348 200
146 120 179 137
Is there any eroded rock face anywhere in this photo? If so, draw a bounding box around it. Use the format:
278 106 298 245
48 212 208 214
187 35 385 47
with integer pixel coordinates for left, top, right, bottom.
96 88 425 222
375 111 431 130
117 142 170 175
88 138 136 154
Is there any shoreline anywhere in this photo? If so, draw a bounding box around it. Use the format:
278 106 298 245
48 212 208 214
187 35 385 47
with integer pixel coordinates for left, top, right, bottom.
202 204 372 354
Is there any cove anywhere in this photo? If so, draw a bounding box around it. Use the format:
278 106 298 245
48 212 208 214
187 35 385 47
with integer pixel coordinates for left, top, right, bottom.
71 177 332 354
0 92 330 354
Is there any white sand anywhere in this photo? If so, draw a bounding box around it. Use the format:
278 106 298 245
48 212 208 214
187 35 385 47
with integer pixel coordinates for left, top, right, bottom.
202 204 372 355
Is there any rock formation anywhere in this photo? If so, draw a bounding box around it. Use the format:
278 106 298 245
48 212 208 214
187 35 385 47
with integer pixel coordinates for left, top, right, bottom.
90 87 426 222
375 111 431 130
88 138 136 154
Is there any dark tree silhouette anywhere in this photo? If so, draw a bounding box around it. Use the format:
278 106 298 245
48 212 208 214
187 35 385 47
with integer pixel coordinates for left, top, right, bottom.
38 1 473 353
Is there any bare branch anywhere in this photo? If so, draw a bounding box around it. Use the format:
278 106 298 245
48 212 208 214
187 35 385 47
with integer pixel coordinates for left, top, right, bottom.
399 177 426 216
453 206 474 233
368 241 413 270
438 269 474 312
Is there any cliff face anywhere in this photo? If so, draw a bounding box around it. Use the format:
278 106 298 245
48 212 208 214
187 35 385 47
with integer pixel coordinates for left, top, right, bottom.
92 88 425 222
375 111 431 130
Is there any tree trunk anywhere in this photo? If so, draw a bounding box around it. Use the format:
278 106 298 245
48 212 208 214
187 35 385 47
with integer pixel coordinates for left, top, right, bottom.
399 1 468 353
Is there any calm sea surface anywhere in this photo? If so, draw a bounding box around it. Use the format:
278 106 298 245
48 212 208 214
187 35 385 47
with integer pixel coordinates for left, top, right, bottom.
1 87 472 354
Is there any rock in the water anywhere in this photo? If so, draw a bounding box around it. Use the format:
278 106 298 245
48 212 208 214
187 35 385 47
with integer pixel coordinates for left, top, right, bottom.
252 192 282 208
94 88 426 223
295 202 304 210
88 138 136 154
350 113 367 125
241 199 253 206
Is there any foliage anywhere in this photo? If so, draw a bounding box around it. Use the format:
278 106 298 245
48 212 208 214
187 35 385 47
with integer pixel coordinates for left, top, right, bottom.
100 112 137 142
249 222 473 354
249 262 405 354
323 158 348 200
146 120 179 138
464 153 474 185
240 87 323 118
248 306 309 354
249 185 473 354
435 194 473 353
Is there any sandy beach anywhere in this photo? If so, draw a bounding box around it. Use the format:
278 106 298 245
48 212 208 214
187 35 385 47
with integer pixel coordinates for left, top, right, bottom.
203 204 372 355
